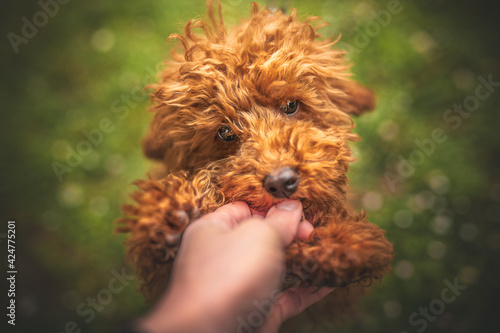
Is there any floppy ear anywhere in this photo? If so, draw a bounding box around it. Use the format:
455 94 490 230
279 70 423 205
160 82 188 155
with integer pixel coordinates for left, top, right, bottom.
140 104 199 172
142 122 169 162
337 80 376 116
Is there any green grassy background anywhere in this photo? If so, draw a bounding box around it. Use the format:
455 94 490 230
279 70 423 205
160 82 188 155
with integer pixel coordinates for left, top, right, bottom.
1 0 499 332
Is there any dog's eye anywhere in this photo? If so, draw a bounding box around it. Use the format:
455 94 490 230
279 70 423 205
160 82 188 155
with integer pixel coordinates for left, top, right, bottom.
281 100 299 115
217 126 237 142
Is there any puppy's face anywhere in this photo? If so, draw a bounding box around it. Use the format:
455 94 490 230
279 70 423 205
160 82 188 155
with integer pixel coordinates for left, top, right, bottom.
213 108 355 219
143 6 375 217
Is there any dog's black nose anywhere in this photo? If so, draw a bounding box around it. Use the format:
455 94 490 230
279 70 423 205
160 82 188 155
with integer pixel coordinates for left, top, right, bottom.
263 168 299 198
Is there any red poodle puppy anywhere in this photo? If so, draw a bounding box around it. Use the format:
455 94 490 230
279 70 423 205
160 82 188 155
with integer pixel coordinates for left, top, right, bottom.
117 1 394 313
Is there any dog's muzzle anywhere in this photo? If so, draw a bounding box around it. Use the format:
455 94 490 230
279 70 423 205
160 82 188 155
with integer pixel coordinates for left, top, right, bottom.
263 167 299 198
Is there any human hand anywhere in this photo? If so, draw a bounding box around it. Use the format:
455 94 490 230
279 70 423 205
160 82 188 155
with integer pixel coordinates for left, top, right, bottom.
138 200 333 333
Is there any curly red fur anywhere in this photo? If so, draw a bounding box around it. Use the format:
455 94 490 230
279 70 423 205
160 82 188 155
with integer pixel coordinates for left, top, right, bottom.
117 0 393 321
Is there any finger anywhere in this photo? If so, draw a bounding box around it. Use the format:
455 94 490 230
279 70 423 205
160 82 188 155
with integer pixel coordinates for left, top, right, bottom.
276 286 335 321
258 287 335 333
264 200 303 246
196 201 252 231
296 220 314 241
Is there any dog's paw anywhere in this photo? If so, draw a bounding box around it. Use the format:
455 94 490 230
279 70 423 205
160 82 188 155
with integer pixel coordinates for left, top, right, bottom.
284 221 394 289
117 173 208 267
116 172 214 302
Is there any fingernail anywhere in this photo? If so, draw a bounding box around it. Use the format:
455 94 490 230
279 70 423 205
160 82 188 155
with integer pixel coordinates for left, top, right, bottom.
276 200 300 211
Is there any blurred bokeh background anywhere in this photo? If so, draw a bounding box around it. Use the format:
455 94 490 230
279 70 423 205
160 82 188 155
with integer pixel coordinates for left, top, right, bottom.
1 0 499 332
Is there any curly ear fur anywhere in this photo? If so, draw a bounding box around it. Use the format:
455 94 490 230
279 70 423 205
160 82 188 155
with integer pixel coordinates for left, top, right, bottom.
332 80 376 115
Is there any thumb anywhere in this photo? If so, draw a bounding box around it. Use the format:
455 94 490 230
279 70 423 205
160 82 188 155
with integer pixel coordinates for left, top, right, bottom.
264 200 303 246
